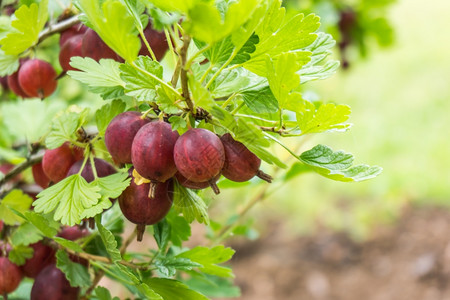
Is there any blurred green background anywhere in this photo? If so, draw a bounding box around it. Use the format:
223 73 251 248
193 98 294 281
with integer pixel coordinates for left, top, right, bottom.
212 0 450 239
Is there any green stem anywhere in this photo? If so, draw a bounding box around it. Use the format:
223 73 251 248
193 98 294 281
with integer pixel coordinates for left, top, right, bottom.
231 102 245 115
164 28 177 67
221 93 238 108
77 153 90 176
235 113 278 124
199 63 214 84
90 261 135 286
89 154 98 180
138 28 157 61
205 49 239 89
185 44 212 70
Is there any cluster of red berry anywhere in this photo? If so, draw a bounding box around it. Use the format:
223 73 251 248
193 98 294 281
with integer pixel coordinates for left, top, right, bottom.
104 112 272 241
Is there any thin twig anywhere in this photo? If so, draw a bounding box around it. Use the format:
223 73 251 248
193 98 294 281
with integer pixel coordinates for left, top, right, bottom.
179 35 194 113
38 15 82 44
0 154 43 188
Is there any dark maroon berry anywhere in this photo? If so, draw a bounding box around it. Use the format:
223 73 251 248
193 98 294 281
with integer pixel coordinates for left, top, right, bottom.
0 256 22 295
131 121 179 184
220 133 272 183
81 28 122 62
42 143 83 183
119 169 173 241
175 172 220 190
139 21 169 61
59 35 84 72
32 162 50 189
18 59 57 98
0 76 8 92
21 242 55 278
66 158 116 183
105 111 150 164
7 70 29 98
174 128 225 194
59 24 88 47
31 264 79 300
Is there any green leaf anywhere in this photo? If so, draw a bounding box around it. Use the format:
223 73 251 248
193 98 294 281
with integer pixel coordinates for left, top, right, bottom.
33 174 102 226
56 250 91 288
0 50 19 76
299 32 339 83
95 214 122 263
177 246 235 278
185 275 241 298
299 144 383 182
266 52 305 110
120 57 163 100
22 211 59 237
0 0 48 55
156 85 183 114
77 0 140 62
183 0 260 44
11 222 43 246
45 110 87 149
8 245 33 266
241 86 278 113
68 57 125 99
154 256 202 277
243 1 319 76
122 0 147 31
53 237 84 253
93 286 117 300
113 263 163 299
0 190 33 225
168 116 187 131
188 73 214 109
81 172 131 219
95 100 127 136
144 278 209 300
173 181 209 225
297 102 351 135
1 99 65 143
143 0 195 13
153 219 170 251
166 210 191 247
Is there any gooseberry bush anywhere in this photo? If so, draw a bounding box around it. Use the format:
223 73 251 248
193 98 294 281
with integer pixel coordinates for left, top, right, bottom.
0 0 382 299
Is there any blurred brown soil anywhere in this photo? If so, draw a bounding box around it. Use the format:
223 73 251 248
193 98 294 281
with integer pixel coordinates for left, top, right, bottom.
223 207 450 300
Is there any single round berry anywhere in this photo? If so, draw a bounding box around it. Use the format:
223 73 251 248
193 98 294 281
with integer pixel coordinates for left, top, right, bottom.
81 28 121 62
105 111 150 164
7 70 29 98
32 162 50 189
30 264 79 300
220 133 272 183
0 256 22 295
131 121 179 183
18 59 57 98
59 35 84 72
21 242 55 278
119 169 173 241
59 24 88 47
57 226 89 266
174 128 225 193
66 158 116 183
42 143 82 183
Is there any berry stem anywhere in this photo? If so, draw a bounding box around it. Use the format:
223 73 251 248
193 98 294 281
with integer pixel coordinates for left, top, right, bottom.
148 181 157 199
256 170 273 183
136 224 146 242
208 179 221 195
